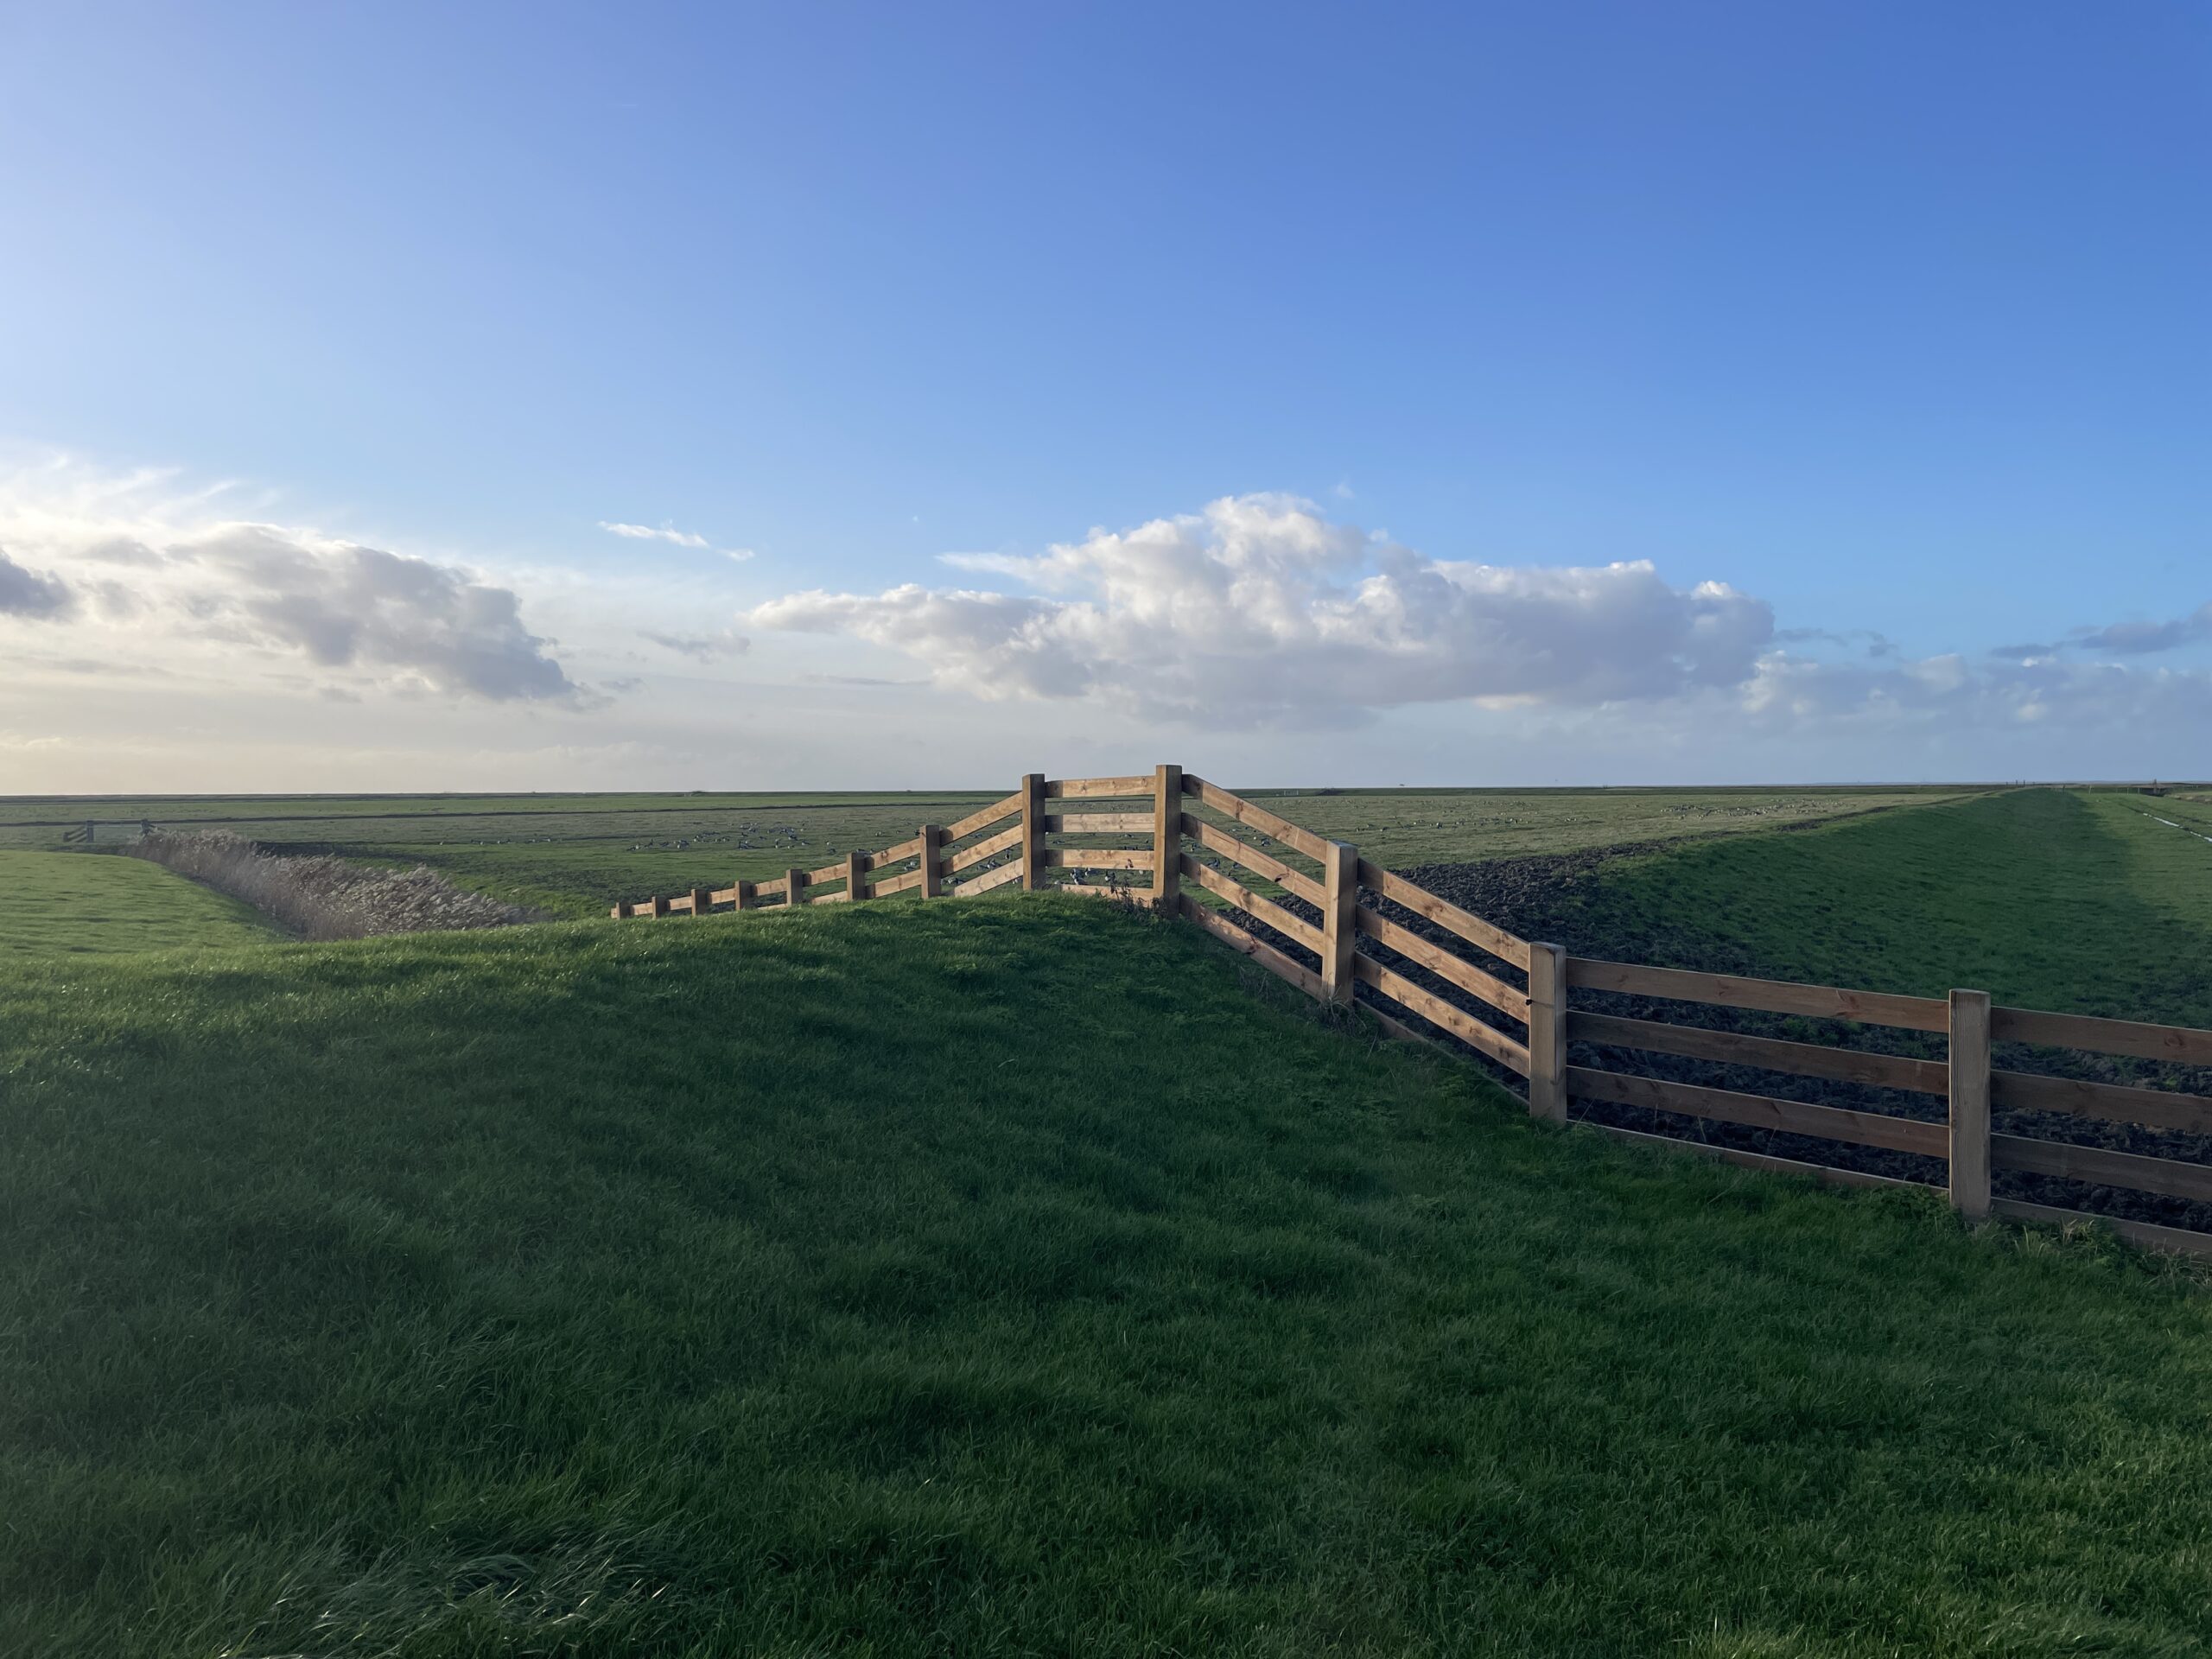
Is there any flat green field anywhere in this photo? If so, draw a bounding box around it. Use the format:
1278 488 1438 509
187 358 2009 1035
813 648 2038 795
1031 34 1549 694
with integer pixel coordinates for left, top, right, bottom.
0 784 1976 920
0 850 275 958
1534 788 2212 1026
5 899 2210 1656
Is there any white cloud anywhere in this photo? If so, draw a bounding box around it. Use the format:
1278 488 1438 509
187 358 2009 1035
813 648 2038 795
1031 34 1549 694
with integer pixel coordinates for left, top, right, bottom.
753 493 1775 727
601 520 709 548
180 525 585 702
599 520 753 561
1 452 588 705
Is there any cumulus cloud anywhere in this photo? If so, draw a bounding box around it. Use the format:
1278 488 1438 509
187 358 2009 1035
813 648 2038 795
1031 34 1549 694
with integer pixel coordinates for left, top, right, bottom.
0 549 73 619
175 526 583 702
0 453 588 704
748 493 1775 727
601 520 753 561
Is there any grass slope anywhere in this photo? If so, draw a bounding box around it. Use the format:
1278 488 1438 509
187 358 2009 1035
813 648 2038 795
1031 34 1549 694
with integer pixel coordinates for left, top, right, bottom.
0 849 276 958
1554 788 2212 1025
6 899 2212 1656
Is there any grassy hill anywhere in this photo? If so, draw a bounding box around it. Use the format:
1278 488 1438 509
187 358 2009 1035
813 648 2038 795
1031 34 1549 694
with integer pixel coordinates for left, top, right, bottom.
1538 788 2212 1025
6 897 2212 1655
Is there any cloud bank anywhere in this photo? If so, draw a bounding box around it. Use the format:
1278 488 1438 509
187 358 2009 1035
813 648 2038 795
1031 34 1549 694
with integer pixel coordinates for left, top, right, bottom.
747 493 2212 747
1 455 585 704
752 493 1776 726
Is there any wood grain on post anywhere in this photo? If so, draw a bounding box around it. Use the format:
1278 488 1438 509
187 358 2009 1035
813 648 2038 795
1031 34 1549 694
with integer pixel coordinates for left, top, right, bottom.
1019 772 1046 892
1948 988 1993 1220
784 868 806 908
1150 764 1181 908
1320 841 1357 1004
843 851 866 901
918 827 943 898
1527 942 1568 1122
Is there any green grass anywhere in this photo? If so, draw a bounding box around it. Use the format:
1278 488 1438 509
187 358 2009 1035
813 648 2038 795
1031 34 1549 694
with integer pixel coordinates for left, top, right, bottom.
6 897 2212 1656
0 849 276 958
1240 783 1980 868
1551 788 2212 1024
0 785 1977 918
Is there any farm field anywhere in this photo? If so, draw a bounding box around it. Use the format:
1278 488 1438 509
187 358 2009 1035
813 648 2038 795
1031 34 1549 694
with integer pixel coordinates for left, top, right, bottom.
0 849 275 958
0 783 1979 920
1459 788 2212 1028
5 896 2212 1656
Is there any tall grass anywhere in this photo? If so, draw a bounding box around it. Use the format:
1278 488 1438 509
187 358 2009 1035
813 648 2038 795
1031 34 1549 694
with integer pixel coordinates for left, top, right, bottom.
5 897 2211 1656
125 830 537 940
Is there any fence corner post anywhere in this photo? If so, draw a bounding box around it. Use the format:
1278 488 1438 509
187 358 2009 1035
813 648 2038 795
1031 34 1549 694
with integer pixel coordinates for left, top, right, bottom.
1948 988 1993 1220
1320 841 1357 1004
1527 942 1568 1122
843 851 867 902
1019 772 1046 892
784 867 806 909
1151 764 1183 910
918 827 943 899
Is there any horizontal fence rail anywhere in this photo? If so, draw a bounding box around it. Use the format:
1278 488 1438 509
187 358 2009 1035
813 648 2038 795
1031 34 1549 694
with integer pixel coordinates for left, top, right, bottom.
607 762 2212 1259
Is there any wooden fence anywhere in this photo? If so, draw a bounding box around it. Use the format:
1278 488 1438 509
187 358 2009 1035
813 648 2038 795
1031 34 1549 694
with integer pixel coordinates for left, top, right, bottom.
612 766 2212 1259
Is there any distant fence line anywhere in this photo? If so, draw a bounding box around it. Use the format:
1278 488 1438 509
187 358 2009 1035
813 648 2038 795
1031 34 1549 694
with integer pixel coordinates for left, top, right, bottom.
611 766 2212 1261
59 819 152 847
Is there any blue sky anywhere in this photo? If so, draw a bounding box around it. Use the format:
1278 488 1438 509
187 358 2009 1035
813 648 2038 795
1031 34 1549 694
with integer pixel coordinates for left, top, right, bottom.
1 3 2206 789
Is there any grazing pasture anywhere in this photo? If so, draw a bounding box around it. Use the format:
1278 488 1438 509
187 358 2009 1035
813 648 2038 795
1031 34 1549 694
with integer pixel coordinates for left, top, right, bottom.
0 784 1975 920
1504 788 2212 1028
0 849 273 957
5 896 2212 1656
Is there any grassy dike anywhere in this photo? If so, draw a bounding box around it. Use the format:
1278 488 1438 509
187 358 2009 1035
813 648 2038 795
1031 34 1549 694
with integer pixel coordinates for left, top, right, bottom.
5 896 2212 1656
1547 788 2212 1026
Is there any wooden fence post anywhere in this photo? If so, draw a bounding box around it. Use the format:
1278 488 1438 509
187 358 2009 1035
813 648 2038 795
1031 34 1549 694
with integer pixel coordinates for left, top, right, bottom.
689 886 711 917
918 827 943 899
784 867 806 908
843 851 866 902
1019 772 1046 892
1948 988 1992 1220
650 894 671 918
1151 765 1182 908
1320 841 1357 1004
733 879 755 912
1527 942 1568 1122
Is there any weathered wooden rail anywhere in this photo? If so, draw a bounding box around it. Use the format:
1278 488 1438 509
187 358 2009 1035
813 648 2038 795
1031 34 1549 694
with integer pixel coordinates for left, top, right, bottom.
611 766 2212 1259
